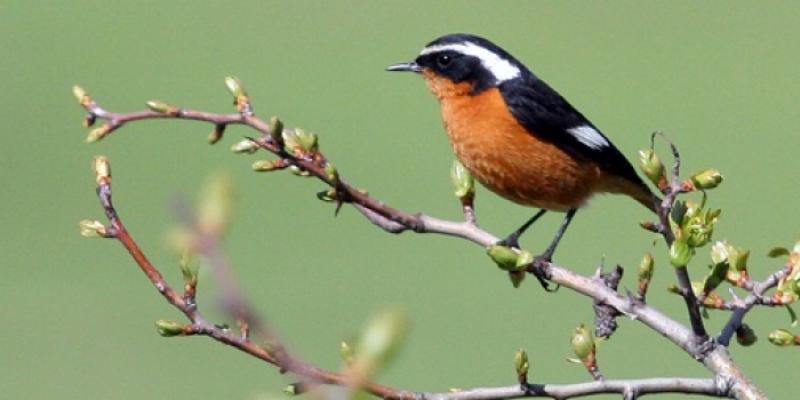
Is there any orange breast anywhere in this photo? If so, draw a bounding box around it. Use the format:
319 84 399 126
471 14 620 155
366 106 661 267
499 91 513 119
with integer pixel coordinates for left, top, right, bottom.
423 72 602 211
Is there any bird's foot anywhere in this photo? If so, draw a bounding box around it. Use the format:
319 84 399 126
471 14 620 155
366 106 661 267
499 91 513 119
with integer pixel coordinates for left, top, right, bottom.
496 233 521 250
529 254 559 293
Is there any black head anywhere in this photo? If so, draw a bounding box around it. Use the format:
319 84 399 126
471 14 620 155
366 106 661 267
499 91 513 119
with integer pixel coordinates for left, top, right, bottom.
387 33 528 94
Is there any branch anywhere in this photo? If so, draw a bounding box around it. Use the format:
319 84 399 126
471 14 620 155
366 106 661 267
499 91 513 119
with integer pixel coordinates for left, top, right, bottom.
717 265 792 345
430 378 725 399
75 84 767 399
651 132 708 340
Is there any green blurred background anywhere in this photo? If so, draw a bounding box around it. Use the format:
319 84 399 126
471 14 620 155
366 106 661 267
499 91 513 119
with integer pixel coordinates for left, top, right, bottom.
3 1 799 399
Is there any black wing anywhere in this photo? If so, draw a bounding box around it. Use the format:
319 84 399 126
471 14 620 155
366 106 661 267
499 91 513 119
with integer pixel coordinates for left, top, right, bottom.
500 75 644 187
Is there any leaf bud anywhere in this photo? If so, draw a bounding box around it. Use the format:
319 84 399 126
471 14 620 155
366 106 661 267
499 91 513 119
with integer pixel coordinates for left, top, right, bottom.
145 100 177 114
208 124 225 144
450 159 475 201
638 149 666 186
669 240 692 267
513 348 529 382
508 271 525 288
294 128 319 152
768 329 797 346
79 219 107 237
93 155 111 185
570 324 595 363
324 162 339 183
268 116 284 147
224 76 245 98
230 139 259 154
155 319 186 337
690 169 723 190
340 341 354 366
638 253 654 282
72 84 88 104
487 245 525 272
251 159 286 172
85 124 112 143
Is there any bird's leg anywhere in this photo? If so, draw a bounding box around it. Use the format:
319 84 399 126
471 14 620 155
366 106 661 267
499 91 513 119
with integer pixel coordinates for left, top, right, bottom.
537 208 578 262
497 209 547 249
526 208 577 292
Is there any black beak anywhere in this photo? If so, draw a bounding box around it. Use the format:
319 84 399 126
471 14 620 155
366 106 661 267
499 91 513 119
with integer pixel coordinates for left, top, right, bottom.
386 62 422 73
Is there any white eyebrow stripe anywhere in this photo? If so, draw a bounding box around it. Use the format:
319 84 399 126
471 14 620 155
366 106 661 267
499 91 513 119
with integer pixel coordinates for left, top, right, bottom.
420 42 521 83
567 126 610 150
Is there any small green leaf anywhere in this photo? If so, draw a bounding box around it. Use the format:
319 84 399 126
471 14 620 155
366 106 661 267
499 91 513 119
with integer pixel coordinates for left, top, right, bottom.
768 247 791 259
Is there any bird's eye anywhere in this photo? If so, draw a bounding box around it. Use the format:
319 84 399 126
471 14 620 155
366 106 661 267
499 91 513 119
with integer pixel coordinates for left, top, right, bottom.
436 54 453 68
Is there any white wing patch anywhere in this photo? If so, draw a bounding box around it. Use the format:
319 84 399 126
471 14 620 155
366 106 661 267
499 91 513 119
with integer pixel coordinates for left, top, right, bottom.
420 42 521 83
567 126 609 150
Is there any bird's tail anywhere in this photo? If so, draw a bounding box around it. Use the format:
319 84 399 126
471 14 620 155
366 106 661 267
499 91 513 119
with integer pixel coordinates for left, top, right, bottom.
606 176 662 214
631 187 662 214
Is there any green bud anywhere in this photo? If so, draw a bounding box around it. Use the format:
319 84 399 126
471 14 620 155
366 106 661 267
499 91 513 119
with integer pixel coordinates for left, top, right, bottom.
288 165 311 176
224 76 245 98
85 124 111 143
684 216 714 248
251 159 285 172
508 271 525 288
450 160 475 200
731 249 749 272
690 169 723 190
72 84 88 103
324 162 339 183
513 349 529 381
487 245 525 272
179 250 195 284
93 155 111 185
340 341 354 365
638 253 655 281
354 307 410 377
638 149 666 186
768 329 797 346
294 128 318 152
317 188 338 202
79 219 107 237
710 241 730 266
208 124 225 144
735 323 757 346
516 250 534 270
570 324 595 363
669 240 692 267
145 100 175 114
268 116 284 146
155 319 185 337
230 139 258 154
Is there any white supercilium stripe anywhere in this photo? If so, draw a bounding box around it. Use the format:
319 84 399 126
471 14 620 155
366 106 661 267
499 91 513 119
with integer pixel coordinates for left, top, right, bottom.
420 42 521 83
567 126 609 149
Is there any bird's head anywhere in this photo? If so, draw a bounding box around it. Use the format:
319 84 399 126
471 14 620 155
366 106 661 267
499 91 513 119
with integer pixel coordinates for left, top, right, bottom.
387 34 527 99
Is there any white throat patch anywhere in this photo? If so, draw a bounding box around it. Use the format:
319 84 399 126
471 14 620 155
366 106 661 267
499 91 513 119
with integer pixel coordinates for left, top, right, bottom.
420 42 521 84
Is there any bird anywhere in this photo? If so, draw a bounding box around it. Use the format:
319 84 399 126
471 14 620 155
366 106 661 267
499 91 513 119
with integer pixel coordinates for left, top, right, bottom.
387 33 659 283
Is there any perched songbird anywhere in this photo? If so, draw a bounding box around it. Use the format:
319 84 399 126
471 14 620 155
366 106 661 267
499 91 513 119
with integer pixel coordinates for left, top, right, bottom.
387 33 659 267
